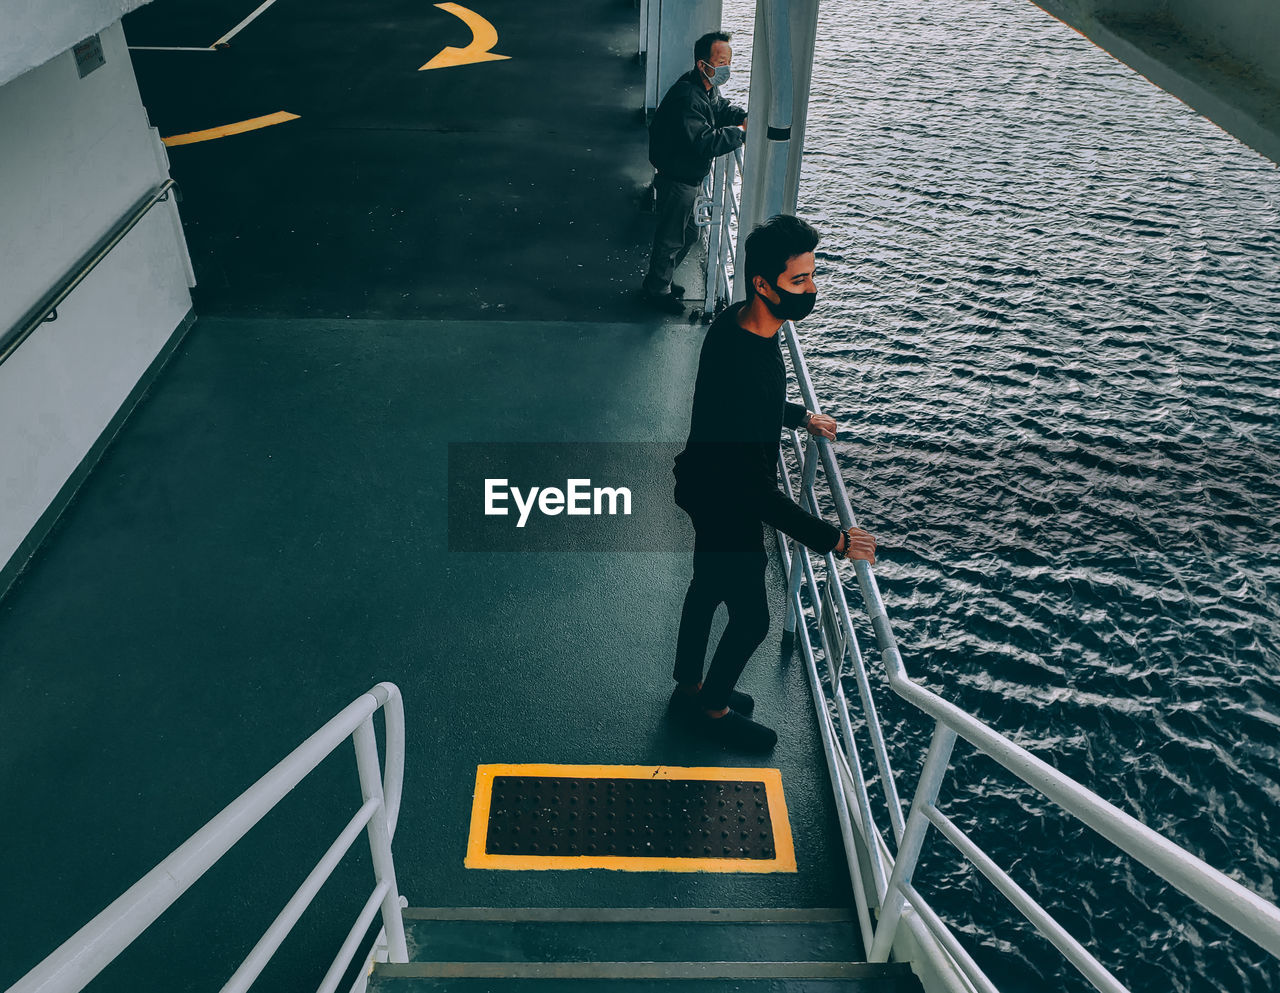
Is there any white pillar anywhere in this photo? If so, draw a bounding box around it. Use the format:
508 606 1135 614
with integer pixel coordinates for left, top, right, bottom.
734 0 821 299
643 0 725 115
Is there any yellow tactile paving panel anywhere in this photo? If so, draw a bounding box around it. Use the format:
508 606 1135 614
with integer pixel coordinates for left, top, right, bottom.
465 763 797 873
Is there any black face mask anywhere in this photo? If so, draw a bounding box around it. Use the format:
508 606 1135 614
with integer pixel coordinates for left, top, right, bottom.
762 281 817 322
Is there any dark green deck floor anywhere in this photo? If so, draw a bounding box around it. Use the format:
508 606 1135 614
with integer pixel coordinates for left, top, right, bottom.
0 317 857 990
0 3 860 991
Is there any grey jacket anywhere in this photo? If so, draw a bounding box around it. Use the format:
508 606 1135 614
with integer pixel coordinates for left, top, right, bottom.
648 69 747 185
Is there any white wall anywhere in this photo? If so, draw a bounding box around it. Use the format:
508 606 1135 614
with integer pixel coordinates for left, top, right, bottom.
645 0 724 113
0 19 194 576
1045 0 1280 87
1032 0 1280 164
0 0 152 87
1165 0 1280 87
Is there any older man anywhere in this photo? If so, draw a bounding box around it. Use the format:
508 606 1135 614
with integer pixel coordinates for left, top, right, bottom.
641 30 747 314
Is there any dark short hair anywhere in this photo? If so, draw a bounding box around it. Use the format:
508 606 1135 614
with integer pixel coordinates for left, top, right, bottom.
694 31 732 66
743 215 820 297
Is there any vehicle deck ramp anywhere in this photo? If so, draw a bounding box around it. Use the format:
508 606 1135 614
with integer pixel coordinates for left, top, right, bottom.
367 907 922 991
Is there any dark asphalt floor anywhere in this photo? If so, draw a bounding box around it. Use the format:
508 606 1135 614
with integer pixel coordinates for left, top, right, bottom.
127 0 660 321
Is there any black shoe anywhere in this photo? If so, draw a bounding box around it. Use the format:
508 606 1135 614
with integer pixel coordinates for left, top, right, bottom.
669 686 755 718
696 709 777 753
641 290 685 314
670 282 686 299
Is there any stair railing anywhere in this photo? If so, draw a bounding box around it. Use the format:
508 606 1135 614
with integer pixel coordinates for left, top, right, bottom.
9 682 409 993
772 321 1280 992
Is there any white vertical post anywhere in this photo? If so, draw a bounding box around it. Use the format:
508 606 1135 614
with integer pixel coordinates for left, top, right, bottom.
869 721 958 962
735 0 820 299
352 719 409 963
757 0 794 219
719 150 738 303
644 0 661 112
703 153 727 314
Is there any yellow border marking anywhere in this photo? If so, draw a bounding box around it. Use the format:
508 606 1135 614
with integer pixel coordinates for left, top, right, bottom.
465 764 797 873
420 3 511 71
162 111 300 147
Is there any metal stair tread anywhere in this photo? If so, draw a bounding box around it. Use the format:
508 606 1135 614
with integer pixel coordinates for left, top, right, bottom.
402 906 856 923
397 905 872 967
374 960 915 979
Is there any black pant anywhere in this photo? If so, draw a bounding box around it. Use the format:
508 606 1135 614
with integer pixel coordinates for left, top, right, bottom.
642 174 700 295
672 510 770 711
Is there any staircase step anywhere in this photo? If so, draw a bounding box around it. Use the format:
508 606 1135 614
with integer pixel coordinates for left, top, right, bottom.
370 981 914 993
369 961 920 991
376 961 913 980
398 908 863 963
403 907 856 923
368 909 923 991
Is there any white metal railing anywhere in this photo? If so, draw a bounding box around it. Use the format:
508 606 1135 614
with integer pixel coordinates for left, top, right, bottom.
770 321 1280 992
694 146 744 319
10 683 409 993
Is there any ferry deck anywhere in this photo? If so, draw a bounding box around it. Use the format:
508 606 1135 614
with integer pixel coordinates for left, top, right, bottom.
4 1 1280 992
1 2 904 990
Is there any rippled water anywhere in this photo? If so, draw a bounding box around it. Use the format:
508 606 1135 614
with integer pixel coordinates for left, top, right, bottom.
724 1 1280 990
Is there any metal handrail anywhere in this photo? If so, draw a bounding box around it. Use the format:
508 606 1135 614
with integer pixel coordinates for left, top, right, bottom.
10 682 409 993
0 179 179 367
771 319 1280 988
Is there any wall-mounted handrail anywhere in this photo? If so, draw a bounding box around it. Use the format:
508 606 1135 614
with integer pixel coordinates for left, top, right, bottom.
0 179 179 368
9 682 408 993
768 315 1280 988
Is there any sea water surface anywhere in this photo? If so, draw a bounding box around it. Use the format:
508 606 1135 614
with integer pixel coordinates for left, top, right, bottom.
722 1 1280 990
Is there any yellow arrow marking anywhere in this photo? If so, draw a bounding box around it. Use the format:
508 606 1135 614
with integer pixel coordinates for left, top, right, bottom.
162 111 300 147
420 2 510 71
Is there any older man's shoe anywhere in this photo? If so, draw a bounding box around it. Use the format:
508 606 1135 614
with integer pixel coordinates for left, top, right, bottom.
642 290 685 314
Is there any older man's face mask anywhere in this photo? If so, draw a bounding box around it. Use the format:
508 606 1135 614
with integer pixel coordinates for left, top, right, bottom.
700 61 731 87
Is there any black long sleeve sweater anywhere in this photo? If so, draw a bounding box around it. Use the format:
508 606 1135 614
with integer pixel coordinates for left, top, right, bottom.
674 303 843 553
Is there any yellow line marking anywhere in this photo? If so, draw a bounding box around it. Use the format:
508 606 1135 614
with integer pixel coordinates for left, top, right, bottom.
162 112 300 147
420 3 511 71
465 764 797 873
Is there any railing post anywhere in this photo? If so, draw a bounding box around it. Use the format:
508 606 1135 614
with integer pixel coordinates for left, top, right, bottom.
869 720 958 962
352 718 409 963
703 153 727 315
719 150 738 307
782 435 819 634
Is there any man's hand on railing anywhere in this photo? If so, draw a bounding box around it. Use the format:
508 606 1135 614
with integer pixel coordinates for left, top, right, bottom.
805 412 838 440
836 527 877 564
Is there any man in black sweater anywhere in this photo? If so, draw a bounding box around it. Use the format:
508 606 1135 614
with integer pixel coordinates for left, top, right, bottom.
671 215 877 752
641 30 747 314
